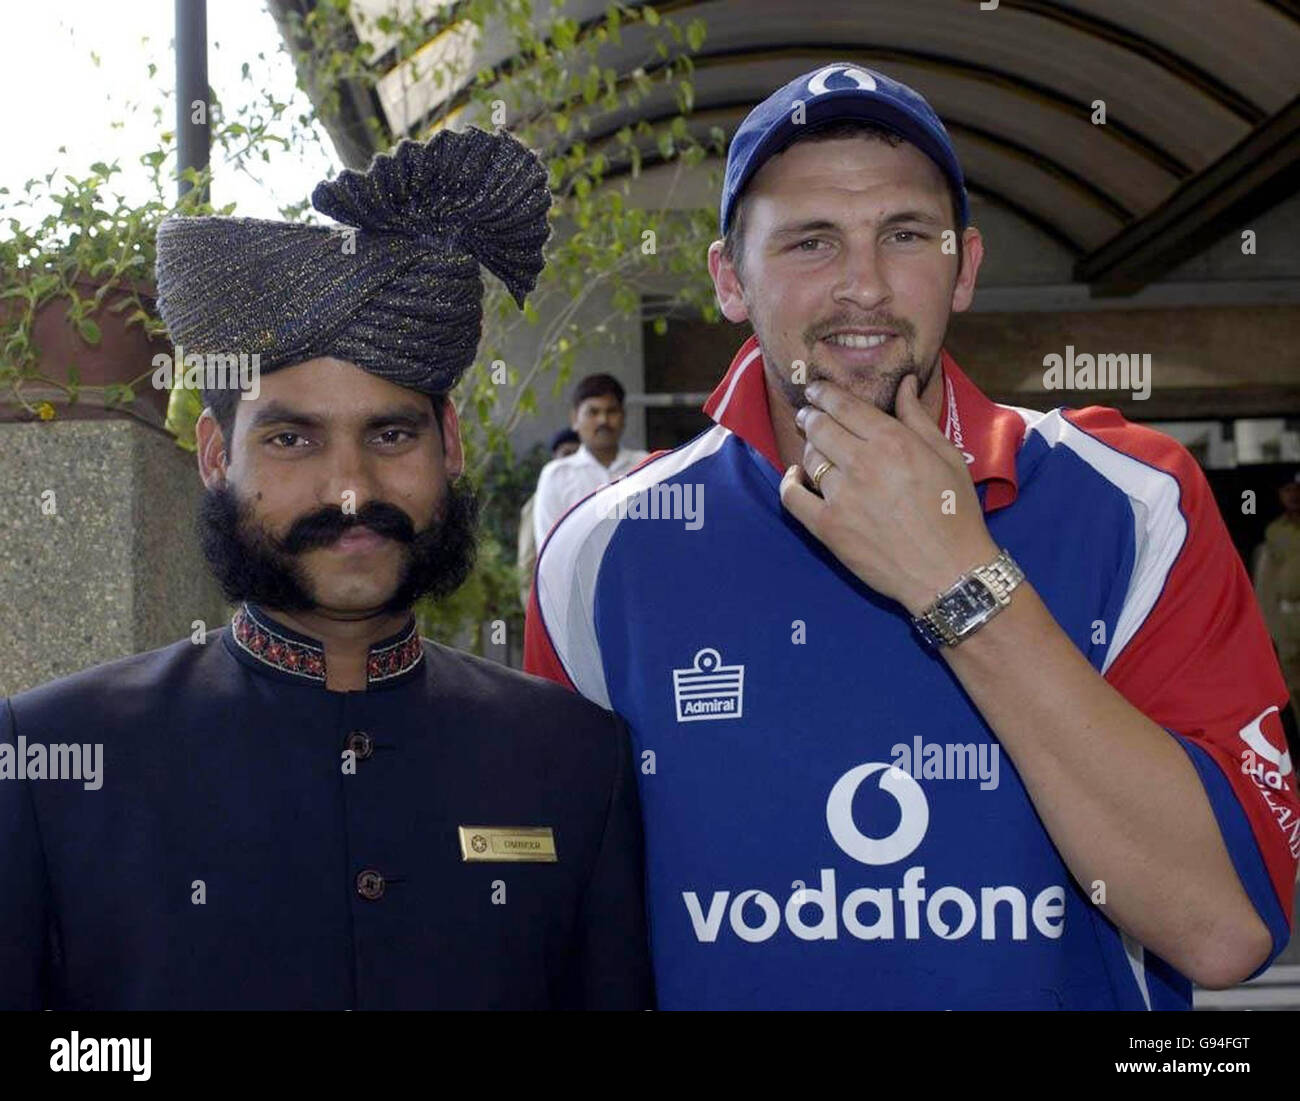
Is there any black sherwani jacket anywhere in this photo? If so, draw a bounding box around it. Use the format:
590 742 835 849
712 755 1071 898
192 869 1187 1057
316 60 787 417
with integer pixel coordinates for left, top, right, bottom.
0 603 652 1009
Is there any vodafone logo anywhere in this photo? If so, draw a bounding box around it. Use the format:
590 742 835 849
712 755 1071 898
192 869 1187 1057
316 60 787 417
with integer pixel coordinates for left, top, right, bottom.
807 64 877 98
1238 705 1300 859
826 763 928 865
1239 706 1293 790
943 374 977 465
680 762 1067 945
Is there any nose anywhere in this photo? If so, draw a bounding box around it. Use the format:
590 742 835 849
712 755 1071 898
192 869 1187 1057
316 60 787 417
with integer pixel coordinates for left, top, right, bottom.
319 438 381 517
832 240 891 313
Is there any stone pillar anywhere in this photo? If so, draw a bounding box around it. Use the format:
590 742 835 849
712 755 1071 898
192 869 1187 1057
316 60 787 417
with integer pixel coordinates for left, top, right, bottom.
0 419 229 697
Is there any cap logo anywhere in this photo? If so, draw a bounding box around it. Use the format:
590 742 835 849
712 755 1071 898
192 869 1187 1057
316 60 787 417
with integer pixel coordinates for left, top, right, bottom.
807 64 877 97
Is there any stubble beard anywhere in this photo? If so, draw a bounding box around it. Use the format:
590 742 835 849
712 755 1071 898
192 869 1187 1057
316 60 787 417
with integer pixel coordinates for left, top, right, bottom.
760 314 940 417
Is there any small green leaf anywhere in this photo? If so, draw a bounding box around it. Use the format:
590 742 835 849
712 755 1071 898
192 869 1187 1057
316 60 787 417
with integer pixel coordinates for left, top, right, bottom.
77 318 102 345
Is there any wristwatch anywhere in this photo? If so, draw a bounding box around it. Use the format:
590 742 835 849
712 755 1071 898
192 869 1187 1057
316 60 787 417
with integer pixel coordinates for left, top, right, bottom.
911 549 1025 649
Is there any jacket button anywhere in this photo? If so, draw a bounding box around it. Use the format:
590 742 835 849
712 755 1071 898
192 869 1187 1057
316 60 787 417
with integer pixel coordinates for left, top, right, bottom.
356 869 385 901
344 730 374 760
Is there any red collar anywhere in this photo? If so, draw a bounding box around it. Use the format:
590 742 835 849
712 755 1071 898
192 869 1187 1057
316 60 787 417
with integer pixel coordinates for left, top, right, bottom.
703 334 1023 511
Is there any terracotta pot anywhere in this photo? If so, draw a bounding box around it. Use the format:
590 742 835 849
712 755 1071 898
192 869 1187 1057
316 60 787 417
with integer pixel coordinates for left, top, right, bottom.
0 276 173 425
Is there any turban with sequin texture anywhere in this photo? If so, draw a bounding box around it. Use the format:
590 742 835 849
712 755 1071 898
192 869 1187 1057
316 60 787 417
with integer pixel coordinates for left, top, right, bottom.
154 126 551 401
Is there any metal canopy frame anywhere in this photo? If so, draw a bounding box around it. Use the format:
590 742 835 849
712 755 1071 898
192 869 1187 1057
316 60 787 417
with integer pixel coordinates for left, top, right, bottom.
270 0 1300 294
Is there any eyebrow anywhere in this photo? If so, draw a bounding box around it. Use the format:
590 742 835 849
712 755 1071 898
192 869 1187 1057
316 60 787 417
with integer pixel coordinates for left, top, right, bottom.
248 401 433 432
769 209 945 241
880 209 945 228
769 218 841 241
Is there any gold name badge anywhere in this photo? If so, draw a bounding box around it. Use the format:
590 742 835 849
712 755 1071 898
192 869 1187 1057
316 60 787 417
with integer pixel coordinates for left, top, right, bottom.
458 826 558 863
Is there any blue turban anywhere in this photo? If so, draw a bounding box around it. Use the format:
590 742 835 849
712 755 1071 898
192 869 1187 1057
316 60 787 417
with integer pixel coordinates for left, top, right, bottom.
154 126 551 400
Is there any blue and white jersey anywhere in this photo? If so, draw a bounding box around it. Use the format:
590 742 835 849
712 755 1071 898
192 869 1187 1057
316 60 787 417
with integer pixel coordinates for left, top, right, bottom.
526 335 1299 1010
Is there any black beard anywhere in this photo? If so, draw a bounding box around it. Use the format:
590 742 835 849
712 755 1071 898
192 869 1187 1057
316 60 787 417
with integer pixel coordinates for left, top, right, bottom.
196 477 479 616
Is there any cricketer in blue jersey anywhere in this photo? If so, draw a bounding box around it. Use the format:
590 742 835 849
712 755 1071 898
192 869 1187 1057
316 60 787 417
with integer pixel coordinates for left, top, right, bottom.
526 63 1299 1010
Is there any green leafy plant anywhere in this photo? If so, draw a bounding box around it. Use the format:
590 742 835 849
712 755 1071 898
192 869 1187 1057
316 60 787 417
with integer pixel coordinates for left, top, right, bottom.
0 157 210 421
0 49 329 424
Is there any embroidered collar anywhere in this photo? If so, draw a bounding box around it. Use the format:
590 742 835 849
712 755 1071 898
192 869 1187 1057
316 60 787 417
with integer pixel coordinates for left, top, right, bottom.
229 603 424 686
703 334 1025 512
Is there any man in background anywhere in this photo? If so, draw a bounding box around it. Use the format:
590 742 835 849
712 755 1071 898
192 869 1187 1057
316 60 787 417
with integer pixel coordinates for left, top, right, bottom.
1255 474 1300 733
532 373 648 549
518 427 580 607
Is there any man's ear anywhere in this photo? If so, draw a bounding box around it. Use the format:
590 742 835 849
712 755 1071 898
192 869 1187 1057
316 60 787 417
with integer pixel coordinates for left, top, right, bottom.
439 399 465 480
195 409 228 488
950 226 985 314
708 240 750 324
569 408 580 431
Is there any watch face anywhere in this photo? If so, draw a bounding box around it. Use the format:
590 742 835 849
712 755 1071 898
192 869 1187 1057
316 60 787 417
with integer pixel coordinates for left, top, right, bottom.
945 578 998 635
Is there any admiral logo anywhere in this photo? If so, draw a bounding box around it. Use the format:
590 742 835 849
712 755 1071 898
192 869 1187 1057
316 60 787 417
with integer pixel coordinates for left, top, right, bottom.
672 648 744 722
682 762 1067 943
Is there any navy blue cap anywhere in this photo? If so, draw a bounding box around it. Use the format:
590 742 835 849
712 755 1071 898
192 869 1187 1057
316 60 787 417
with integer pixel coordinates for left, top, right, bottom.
720 62 969 233
548 426 580 452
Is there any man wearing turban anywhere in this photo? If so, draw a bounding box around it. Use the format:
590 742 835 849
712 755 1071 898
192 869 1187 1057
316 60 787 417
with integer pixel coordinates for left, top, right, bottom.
0 128 653 1010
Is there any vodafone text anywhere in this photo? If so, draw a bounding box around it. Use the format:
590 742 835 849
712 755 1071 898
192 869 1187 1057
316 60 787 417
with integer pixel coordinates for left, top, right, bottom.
683 866 1065 943
682 762 1066 944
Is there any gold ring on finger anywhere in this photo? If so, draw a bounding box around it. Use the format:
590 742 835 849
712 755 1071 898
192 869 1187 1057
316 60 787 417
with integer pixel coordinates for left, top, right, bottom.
810 459 835 495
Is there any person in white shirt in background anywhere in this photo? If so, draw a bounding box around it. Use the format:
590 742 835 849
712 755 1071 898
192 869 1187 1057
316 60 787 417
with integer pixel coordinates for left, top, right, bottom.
532 373 650 551
517 427 581 608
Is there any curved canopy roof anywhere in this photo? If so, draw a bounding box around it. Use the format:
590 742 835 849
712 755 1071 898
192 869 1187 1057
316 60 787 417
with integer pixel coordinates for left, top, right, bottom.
272 0 1300 292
